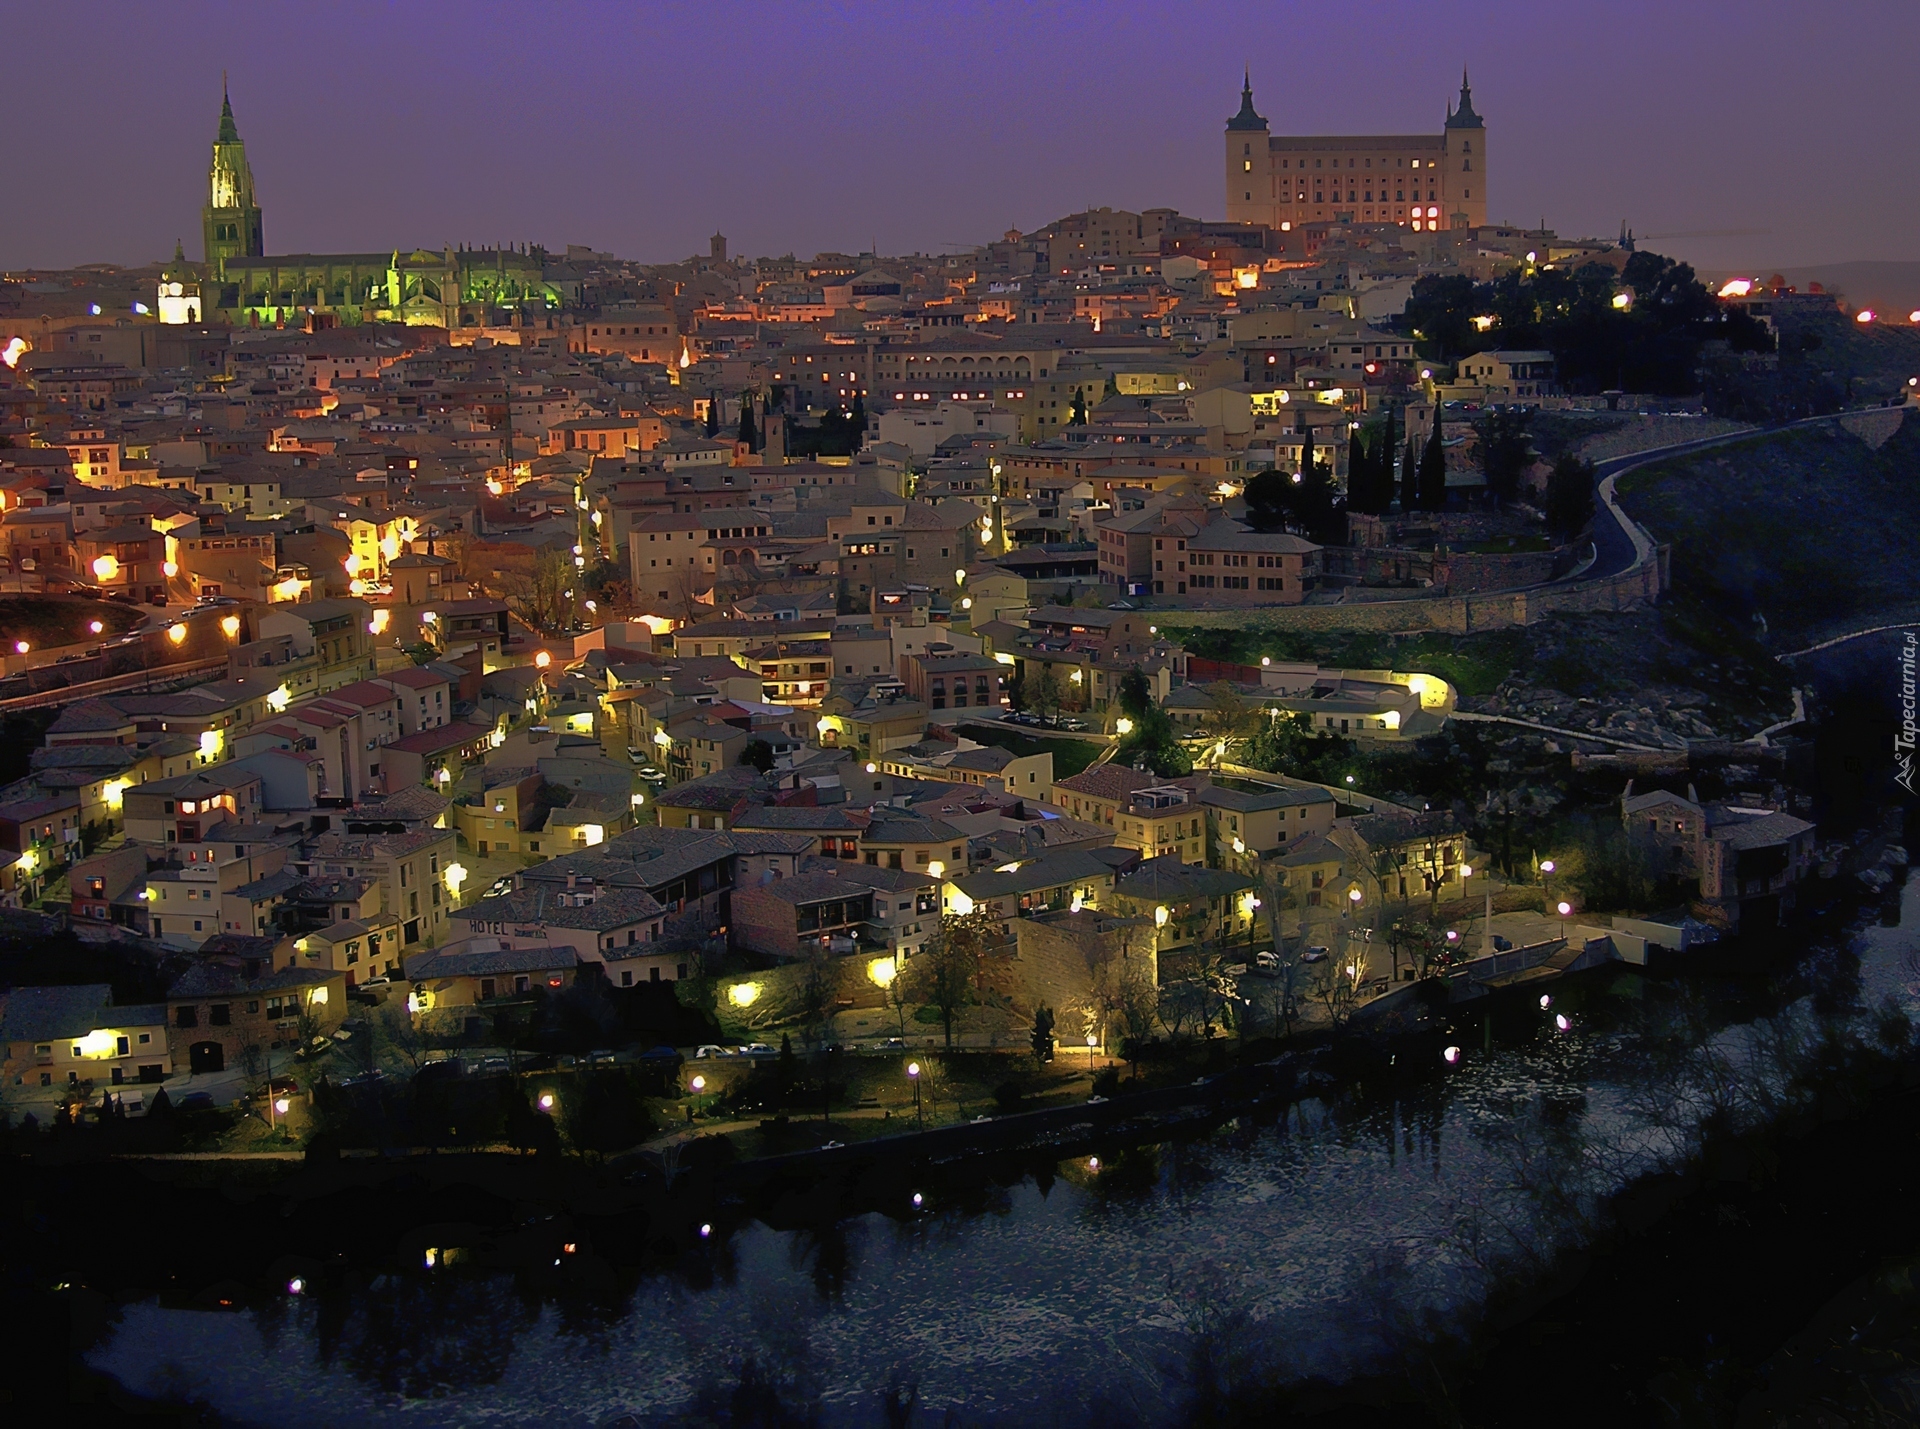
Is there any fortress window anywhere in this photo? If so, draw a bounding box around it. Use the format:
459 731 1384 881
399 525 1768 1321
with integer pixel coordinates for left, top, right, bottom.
1243 143 1251 155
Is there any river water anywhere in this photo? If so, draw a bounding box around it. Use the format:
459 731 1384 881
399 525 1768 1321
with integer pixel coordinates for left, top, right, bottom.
85 868 1920 1427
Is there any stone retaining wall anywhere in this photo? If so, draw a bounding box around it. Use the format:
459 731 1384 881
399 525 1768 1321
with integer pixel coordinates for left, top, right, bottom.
1153 549 1667 637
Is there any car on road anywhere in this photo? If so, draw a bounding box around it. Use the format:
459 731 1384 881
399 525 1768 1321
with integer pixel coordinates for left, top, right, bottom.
1058 717 1088 732
1300 946 1330 964
340 1069 389 1089
176 1091 216 1111
254 1075 301 1098
586 1049 619 1067
1004 712 1042 727
1253 951 1282 975
878 1037 908 1052
739 1043 778 1058
693 1044 733 1059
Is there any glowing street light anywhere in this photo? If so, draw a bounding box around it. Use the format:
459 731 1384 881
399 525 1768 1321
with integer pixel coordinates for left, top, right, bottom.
1115 717 1134 735
1557 901 1572 917
220 614 241 638
1443 1045 1461 1064
538 1091 556 1111
167 624 187 645
907 1060 923 1128
89 620 103 634
13 641 27 655
690 1075 706 1093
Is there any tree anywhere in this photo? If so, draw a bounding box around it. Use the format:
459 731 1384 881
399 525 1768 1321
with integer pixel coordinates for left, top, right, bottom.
1202 681 1259 764
737 392 760 452
1030 1005 1055 1066
1345 429 1371 513
704 393 720 439
1417 419 1449 512
1310 946 1368 1027
1544 453 1597 542
499 547 575 634
1117 666 1155 722
1243 710 1351 781
1068 388 1088 425
1117 959 1159 1074
1102 371 1121 401
1401 431 1418 512
1030 663 1066 723
1005 662 1028 714
1241 468 1291 532
1475 408 1533 505
906 909 1000 1051
848 393 866 450
737 738 775 773
797 949 835 1049
1405 273 1481 359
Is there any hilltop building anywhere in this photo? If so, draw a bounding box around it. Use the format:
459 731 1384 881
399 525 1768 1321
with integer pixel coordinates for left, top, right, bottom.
1226 71 1488 233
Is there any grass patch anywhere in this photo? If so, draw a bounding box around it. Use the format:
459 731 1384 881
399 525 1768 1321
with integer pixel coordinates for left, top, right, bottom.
0 595 142 647
1170 602 1791 730
959 724 1104 778
1167 625 1531 699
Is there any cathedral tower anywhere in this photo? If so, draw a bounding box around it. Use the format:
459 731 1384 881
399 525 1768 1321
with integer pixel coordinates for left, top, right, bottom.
202 79 263 270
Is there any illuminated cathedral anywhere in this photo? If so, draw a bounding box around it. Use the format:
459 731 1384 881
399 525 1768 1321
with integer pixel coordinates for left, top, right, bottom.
163 83 563 328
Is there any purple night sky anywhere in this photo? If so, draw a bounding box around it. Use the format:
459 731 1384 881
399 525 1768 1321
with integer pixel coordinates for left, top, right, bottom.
4 0 1914 274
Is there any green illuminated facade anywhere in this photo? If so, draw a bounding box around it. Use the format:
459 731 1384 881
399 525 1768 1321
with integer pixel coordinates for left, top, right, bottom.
196 86 563 329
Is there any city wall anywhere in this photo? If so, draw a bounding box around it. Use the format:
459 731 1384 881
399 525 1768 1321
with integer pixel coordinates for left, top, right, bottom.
1154 544 1667 638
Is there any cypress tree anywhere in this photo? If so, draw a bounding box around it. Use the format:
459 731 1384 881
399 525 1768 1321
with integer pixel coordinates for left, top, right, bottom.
849 393 866 450
1401 432 1419 511
737 391 758 452
1418 419 1448 511
1346 429 1369 513
1298 421 1314 485
703 392 719 439
1379 404 1396 515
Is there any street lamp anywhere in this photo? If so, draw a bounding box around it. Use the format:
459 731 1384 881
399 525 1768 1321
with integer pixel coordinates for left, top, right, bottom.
907 1061 923 1129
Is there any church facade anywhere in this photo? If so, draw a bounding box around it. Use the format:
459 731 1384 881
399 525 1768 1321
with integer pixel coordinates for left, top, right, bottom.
1226 73 1487 234
165 86 562 329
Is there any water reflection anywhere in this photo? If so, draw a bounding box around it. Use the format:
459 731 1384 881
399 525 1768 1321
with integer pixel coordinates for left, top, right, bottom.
87 888 1920 1426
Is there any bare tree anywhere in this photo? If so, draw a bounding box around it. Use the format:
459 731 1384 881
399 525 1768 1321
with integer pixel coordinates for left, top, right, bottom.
372 1001 429 1073
904 908 999 1051
499 547 576 635
1310 947 1368 1027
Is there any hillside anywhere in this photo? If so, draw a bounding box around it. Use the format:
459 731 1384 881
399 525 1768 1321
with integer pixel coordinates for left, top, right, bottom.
1617 410 1920 645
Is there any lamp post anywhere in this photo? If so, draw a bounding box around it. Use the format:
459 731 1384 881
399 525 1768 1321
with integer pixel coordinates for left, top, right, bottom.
907 1060 922 1130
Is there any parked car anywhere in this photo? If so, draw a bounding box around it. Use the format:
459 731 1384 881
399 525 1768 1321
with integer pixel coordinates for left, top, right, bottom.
693 1044 732 1059
1254 950 1281 975
469 1057 509 1077
339 1069 388 1088
176 1091 216 1111
740 1043 777 1058
1059 717 1088 732
878 1037 908 1052
586 1049 619 1066
1300 946 1330 964
638 1045 681 1063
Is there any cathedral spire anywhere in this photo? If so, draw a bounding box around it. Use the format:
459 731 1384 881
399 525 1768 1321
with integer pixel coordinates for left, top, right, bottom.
218 73 240 143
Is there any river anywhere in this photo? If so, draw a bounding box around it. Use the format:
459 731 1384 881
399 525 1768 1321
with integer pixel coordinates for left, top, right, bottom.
79 864 1918 1427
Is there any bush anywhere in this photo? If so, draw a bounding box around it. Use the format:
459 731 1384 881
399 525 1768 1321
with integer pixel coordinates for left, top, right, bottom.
993 1080 1023 1113
1090 1067 1121 1099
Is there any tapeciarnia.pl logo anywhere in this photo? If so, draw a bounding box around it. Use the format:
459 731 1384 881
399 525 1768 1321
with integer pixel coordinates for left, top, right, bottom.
1899 631 1918 795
